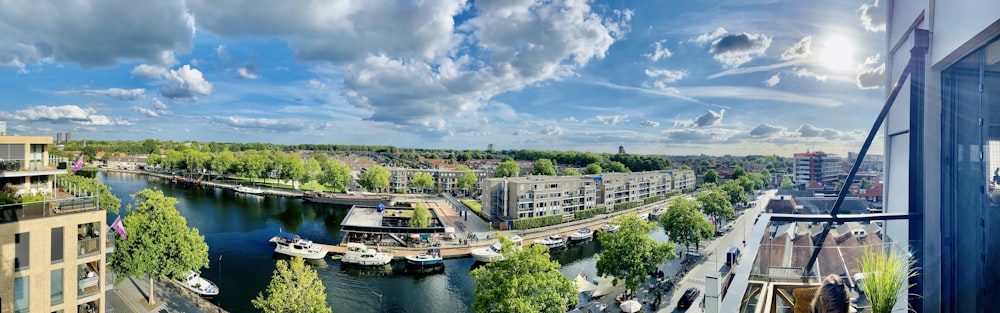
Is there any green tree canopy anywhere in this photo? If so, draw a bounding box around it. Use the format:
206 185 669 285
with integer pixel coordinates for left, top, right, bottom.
303 157 322 185
241 153 271 184
779 177 794 190
660 197 714 252
471 235 577 313
721 179 749 207
860 178 874 189
411 172 434 193
596 215 675 296
58 174 122 214
583 163 602 175
358 164 390 192
560 168 580 176
494 160 520 177
457 167 478 193
731 166 747 180
703 169 719 185
604 161 630 173
278 153 306 186
409 203 432 227
530 158 556 175
210 149 237 178
696 186 735 231
319 159 352 192
108 189 209 305
252 256 332 313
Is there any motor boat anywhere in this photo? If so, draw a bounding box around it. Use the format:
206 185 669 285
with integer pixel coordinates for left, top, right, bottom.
234 185 264 195
638 213 650 221
471 235 522 263
569 227 594 242
650 207 667 220
404 248 443 267
341 243 393 266
534 234 566 249
175 270 219 299
269 232 329 260
600 223 621 233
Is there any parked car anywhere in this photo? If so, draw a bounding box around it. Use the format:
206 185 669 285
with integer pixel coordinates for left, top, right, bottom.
678 287 700 310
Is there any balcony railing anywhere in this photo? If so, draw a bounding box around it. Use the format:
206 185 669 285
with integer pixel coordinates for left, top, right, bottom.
0 158 57 171
78 237 101 257
0 197 99 224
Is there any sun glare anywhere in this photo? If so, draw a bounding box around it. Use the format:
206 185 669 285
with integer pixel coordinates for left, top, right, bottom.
819 36 856 71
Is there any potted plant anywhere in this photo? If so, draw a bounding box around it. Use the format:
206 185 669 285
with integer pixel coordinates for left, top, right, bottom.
858 246 918 313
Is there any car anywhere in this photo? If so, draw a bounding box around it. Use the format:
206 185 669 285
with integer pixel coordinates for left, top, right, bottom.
677 287 700 310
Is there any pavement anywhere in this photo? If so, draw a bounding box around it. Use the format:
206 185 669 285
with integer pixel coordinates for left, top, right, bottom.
106 273 227 313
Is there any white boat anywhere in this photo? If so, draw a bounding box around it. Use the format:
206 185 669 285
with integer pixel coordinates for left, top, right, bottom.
650 207 667 219
235 185 264 195
404 248 443 267
534 234 567 249
269 233 329 260
638 213 650 221
175 270 219 298
471 235 522 263
569 227 594 242
600 223 621 233
341 243 393 266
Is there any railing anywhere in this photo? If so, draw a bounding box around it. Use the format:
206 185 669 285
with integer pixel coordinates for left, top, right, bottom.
78 237 101 257
0 197 99 224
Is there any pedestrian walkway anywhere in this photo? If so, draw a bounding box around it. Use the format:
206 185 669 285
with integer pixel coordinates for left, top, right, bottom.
106 273 227 313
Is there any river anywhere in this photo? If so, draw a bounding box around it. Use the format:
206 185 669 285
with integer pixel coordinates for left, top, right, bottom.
96 171 622 313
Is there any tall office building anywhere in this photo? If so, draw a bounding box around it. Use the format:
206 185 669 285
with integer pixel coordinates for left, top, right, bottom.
792 151 841 188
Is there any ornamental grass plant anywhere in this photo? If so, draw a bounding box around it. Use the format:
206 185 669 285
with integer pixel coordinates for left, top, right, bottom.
858 245 917 313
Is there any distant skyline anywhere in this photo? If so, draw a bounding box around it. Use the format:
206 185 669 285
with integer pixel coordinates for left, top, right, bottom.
0 0 886 156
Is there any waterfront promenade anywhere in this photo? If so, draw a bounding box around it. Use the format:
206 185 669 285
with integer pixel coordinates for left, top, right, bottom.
106 273 228 313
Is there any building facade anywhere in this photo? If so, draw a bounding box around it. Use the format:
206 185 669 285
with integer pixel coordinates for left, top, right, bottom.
388 168 489 195
792 151 841 188
1 135 106 313
481 170 695 222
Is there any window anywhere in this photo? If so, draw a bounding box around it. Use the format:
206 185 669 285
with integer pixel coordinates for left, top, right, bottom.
14 276 29 313
52 227 63 263
15 232 29 271
51 268 64 305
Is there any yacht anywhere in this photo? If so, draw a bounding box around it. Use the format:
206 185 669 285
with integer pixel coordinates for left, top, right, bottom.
404 248 443 267
175 270 219 299
534 234 567 249
569 227 594 242
235 185 264 195
341 243 393 266
471 236 522 263
600 223 621 233
269 233 329 260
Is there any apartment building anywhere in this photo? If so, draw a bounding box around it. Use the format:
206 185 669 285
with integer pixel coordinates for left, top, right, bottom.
481 170 695 223
792 151 842 188
388 168 489 195
1 134 106 313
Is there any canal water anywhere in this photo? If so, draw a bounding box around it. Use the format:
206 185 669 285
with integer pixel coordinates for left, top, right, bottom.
96 172 625 313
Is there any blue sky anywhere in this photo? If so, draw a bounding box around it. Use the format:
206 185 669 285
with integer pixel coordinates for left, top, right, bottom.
0 0 887 156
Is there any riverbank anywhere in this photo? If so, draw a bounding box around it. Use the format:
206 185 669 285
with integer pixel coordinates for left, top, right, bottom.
101 168 304 198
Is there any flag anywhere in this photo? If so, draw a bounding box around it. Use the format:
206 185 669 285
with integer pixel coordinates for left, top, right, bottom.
111 215 127 239
71 155 84 171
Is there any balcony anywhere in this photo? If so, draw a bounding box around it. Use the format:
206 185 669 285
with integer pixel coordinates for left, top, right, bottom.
0 158 64 177
0 197 99 224
77 260 101 298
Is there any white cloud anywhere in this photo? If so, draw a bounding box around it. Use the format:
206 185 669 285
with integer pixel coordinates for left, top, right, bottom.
764 74 780 87
645 40 672 61
662 128 738 143
793 67 828 81
541 126 564 135
640 120 660 127
237 67 258 79
84 88 145 101
706 60 804 79
797 124 843 139
780 36 812 60
210 116 332 132
151 98 168 110
690 27 728 44
130 106 159 117
594 114 628 125
131 64 168 79
159 65 213 100
644 68 687 84
859 0 886 32
0 1 194 68
675 86 841 107
306 79 327 90
856 54 884 89
674 109 725 127
7 105 124 126
709 32 772 68
747 123 784 138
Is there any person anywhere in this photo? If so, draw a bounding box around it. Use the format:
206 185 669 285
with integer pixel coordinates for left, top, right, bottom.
811 274 850 313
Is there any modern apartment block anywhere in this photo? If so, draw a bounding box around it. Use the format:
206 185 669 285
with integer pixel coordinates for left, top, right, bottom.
0 135 106 313
481 170 695 223
388 168 489 195
792 151 841 188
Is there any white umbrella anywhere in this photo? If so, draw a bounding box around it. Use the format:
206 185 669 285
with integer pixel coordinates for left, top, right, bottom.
619 299 641 313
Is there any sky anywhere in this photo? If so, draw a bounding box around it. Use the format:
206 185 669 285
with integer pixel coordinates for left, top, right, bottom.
0 0 888 156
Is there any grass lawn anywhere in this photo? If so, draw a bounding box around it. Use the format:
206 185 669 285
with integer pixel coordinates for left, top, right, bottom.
461 200 482 214
383 208 414 218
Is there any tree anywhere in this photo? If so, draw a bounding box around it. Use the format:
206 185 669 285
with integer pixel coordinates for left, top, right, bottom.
560 168 580 176
860 178 874 189
721 179 749 207
494 160 520 178
779 177 794 190
596 215 675 297
457 167 478 195
703 169 718 185
303 157 322 185
242 154 271 184
471 236 577 313
530 158 556 175
731 166 747 180
278 154 306 187
759 169 772 187
583 163 602 175
409 203 432 227
358 164 389 192
604 161 629 173
320 159 352 192
210 149 237 179
108 189 209 305
411 172 434 193
696 186 735 232
252 256 332 313
660 197 713 252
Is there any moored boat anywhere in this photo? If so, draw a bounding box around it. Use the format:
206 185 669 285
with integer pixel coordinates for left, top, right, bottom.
471 235 522 263
650 207 667 220
269 232 329 260
534 234 567 249
302 191 394 206
569 227 594 242
600 223 621 233
341 242 393 266
404 248 443 267
235 185 264 195
175 270 219 298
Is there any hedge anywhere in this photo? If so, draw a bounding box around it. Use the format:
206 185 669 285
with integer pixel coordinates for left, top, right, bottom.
613 201 640 212
643 195 664 205
511 215 563 230
573 206 606 220
461 200 482 215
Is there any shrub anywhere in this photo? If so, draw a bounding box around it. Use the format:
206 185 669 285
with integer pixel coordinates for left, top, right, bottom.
461 200 482 215
573 207 605 220
511 215 563 230
643 195 664 205
613 201 639 212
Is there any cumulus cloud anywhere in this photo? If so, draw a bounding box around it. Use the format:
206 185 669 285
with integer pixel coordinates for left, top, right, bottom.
7 105 128 126
640 120 660 128
859 0 886 32
645 40 672 61
237 66 258 79
797 124 843 139
595 114 628 125
644 68 687 84
709 32 772 68
793 67 828 81
84 88 145 101
130 106 159 117
131 64 168 79
857 54 884 89
674 109 725 127
541 126 564 135
151 98 169 110
780 36 812 60
0 1 194 68
747 123 784 138
690 27 728 44
663 128 737 143
159 65 213 100
764 74 781 87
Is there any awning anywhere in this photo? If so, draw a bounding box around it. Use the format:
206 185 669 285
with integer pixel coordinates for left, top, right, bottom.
574 274 598 293
591 275 622 298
